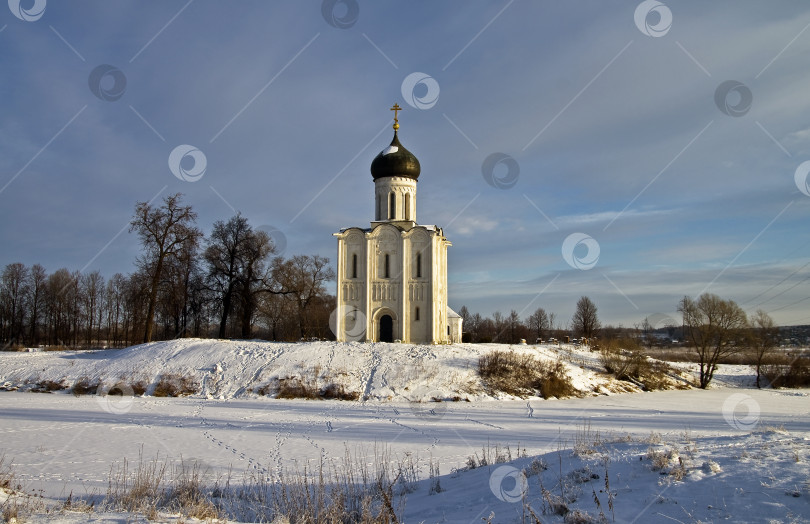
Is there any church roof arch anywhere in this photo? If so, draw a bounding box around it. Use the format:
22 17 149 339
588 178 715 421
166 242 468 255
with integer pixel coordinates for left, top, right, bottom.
403 225 434 242
367 222 404 240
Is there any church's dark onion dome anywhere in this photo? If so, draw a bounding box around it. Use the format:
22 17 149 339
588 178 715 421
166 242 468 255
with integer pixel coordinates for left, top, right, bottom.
370 132 421 180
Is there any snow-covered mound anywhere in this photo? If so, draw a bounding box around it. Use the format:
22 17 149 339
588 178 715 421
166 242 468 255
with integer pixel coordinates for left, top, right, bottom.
0 339 689 401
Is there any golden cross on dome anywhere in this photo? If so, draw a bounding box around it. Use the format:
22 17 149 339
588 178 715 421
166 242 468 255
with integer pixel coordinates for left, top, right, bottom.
390 103 402 130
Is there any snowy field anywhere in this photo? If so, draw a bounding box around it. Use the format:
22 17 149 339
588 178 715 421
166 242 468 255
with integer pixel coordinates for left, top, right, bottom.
0 341 808 523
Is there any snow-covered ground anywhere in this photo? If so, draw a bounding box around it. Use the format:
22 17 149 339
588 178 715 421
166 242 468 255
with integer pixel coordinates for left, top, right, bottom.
0 340 808 523
0 339 675 402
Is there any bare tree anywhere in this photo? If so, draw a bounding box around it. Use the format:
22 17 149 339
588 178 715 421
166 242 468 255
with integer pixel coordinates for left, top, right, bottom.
505 309 523 344
28 264 47 346
81 271 104 346
478 315 496 343
640 317 654 349
458 305 471 335
130 193 201 343
272 255 335 339
749 309 778 389
527 307 553 342
205 214 277 338
678 293 747 389
236 228 276 338
571 296 600 340
466 312 483 342
103 273 127 347
205 214 252 338
257 292 290 341
1 263 29 345
492 311 504 343
44 268 77 346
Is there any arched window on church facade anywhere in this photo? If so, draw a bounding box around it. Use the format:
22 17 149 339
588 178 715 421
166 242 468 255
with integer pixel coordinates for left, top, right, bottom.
384 254 390 278
389 192 396 220
352 253 357 279
404 193 410 220
415 306 420 321
416 252 422 278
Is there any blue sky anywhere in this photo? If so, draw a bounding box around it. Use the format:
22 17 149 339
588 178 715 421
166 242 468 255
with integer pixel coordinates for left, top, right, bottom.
1 1 809 328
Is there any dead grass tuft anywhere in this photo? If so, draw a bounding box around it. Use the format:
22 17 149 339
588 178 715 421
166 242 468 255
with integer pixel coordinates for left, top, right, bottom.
599 340 675 391
320 382 361 401
0 453 45 522
573 421 604 457
275 376 319 399
29 379 68 393
105 450 218 519
263 369 360 401
646 447 674 471
0 454 15 491
152 373 199 397
478 350 578 398
72 376 100 396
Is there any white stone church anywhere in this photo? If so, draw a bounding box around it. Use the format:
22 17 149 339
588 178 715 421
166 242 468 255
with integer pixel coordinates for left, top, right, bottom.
333 105 462 344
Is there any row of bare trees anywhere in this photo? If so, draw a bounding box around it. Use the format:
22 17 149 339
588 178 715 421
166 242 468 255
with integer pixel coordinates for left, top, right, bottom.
0 194 335 348
0 263 143 348
460 293 781 390
458 296 599 344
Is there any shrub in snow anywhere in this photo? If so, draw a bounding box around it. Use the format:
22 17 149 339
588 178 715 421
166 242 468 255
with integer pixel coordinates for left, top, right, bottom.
152 373 199 397
599 339 675 391
29 379 67 393
523 457 549 477
563 509 602 524
261 365 361 401
763 355 810 388
319 382 360 401
701 460 721 474
275 376 319 399
478 350 577 398
646 446 674 472
72 376 100 396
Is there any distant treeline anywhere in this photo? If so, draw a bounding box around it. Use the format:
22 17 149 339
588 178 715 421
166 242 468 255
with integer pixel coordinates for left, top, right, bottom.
459 296 609 345
0 194 335 349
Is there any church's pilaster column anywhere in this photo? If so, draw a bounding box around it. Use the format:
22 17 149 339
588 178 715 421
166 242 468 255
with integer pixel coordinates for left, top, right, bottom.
335 236 345 342
364 231 373 341
399 231 408 342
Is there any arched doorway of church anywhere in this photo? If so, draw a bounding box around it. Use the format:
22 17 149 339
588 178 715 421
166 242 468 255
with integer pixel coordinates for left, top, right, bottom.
380 315 393 342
